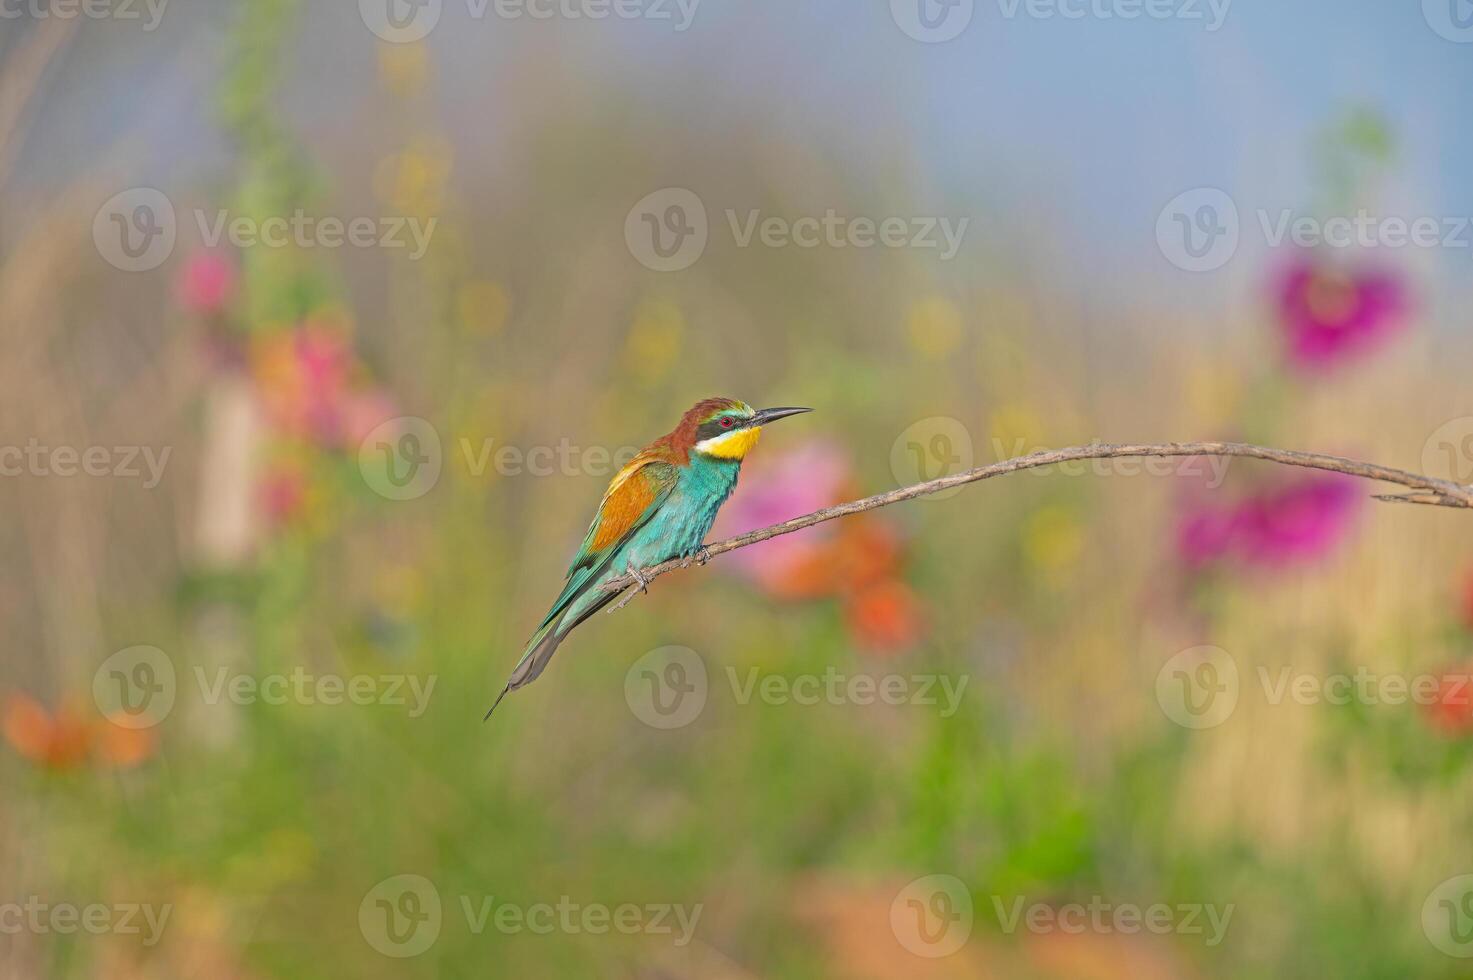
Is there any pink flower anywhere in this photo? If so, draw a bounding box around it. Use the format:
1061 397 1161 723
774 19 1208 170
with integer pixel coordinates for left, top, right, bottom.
1233 475 1360 566
1176 475 1360 571
713 439 851 592
251 321 391 450
259 463 308 527
1276 258 1409 371
176 251 238 317
1177 508 1238 568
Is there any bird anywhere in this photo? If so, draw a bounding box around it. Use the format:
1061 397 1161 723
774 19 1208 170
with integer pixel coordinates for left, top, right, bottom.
487 397 812 717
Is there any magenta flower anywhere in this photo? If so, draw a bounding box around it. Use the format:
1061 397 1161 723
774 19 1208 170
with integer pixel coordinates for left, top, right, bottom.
1233 475 1360 566
712 439 850 589
1176 474 1360 571
176 251 238 317
1276 258 1409 371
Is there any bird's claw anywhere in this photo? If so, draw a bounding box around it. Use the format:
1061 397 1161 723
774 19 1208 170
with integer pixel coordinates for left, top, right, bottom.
679 546 711 569
629 565 651 594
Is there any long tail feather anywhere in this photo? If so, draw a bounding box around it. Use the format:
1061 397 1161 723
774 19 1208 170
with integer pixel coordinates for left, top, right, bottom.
484 585 624 719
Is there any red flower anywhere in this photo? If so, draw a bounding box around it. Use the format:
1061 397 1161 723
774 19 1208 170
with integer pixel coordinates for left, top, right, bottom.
1422 668 1473 736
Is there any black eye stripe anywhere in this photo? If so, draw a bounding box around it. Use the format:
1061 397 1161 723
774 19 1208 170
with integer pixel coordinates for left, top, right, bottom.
697 415 750 441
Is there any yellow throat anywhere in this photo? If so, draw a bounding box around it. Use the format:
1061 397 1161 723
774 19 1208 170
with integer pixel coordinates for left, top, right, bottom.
696 426 762 460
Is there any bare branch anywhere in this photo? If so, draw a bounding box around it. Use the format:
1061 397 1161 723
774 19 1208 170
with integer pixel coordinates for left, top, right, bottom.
600 441 1472 603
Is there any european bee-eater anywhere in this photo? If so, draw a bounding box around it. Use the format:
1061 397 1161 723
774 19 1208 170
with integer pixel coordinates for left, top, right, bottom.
488 397 812 716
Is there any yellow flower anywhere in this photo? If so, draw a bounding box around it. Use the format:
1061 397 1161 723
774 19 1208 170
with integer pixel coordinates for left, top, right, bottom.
623 299 684 384
377 42 429 96
1023 504 1084 578
988 402 1046 460
906 297 964 358
457 281 510 335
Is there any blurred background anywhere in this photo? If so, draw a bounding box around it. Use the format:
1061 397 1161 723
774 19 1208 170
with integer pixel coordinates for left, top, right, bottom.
4 1 1473 976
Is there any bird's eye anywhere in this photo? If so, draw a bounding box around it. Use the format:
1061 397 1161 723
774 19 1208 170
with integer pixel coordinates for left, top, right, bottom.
719 417 735 429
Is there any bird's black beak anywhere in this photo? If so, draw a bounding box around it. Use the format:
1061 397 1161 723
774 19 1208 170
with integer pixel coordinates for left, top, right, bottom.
752 407 813 427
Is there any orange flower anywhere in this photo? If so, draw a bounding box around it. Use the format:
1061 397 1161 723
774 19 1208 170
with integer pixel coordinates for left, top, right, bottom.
844 580 925 653
3 694 94 770
2 693 157 770
1422 667 1473 736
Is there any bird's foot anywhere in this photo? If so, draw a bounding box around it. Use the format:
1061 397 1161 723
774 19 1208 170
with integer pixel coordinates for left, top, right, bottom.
694 545 712 566
609 565 652 615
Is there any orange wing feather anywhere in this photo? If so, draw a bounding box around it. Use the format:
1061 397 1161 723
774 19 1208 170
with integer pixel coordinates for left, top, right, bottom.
584 452 677 556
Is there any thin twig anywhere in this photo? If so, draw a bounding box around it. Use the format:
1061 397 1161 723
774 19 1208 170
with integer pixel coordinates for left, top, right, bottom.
599 441 1473 602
